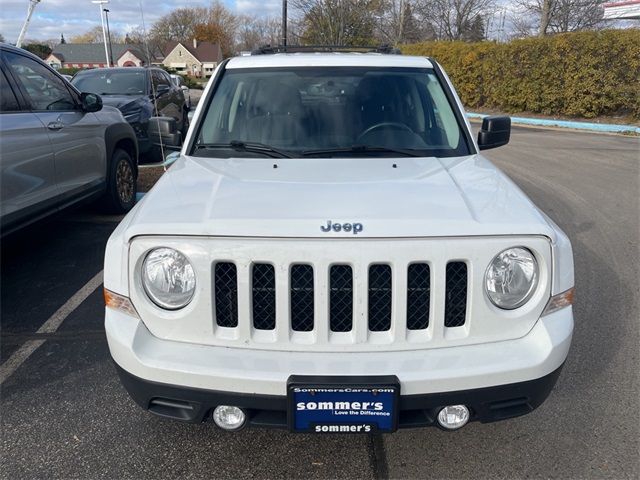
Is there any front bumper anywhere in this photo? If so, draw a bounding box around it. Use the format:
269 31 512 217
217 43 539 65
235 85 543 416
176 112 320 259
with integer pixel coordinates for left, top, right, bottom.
115 362 564 428
106 307 573 428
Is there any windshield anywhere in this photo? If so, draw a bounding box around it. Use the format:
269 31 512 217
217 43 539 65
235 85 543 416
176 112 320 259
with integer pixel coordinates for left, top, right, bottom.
194 67 470 158
72 70 146 95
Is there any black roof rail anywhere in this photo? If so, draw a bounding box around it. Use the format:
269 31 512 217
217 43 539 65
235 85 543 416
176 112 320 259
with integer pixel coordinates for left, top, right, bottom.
250 44 402 55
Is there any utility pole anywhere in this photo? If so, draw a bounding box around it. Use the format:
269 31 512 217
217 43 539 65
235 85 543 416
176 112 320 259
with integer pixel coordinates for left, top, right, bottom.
92 1 110 67
282 0 287 47
16 0 42 48
104 8 114 67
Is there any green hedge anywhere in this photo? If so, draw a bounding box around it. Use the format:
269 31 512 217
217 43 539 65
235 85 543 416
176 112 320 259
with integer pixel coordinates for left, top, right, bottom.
57 67 81 76
402 30 640 120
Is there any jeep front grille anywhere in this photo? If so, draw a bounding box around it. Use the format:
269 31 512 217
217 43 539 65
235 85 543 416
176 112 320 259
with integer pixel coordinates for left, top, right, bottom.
132 237 551 352
213 261 468 334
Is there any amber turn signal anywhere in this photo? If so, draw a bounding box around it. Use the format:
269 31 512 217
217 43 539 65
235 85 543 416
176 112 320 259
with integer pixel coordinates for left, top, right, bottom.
104 288 139 318
541 288 575 316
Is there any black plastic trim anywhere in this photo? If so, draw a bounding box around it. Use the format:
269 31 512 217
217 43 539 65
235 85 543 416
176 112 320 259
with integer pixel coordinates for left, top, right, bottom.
428 58 477 155
105 122 139 166
114 362 564 430
187 58 231 155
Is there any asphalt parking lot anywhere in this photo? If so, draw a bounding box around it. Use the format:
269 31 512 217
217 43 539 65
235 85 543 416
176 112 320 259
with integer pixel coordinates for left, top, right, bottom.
1 126 638 479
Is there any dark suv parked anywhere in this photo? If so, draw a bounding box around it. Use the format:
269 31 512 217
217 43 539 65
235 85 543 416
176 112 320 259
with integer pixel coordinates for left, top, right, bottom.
72 67 188 163
0 44 138 235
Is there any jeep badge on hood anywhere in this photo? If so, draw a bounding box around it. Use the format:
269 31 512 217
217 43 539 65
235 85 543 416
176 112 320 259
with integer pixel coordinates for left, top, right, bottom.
321 221 364 234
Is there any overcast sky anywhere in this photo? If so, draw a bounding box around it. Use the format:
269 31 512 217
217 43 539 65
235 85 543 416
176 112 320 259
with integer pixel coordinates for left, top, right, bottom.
0 0 283 43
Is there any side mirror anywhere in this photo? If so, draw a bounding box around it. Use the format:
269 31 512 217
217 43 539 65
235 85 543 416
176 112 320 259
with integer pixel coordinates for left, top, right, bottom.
477 116 510 150
80 92 102 113
155 84 170 98
181 85 189 92
163 151 181 168
148 116 181 149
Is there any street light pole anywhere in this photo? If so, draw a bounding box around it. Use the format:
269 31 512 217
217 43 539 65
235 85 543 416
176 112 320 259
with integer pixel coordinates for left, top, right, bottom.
91 0 110 67
281 0 287 47
103 8 114 66
16 0 41 48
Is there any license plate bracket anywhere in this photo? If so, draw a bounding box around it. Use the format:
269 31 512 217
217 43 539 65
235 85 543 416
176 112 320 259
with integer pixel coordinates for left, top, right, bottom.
287 375 400 433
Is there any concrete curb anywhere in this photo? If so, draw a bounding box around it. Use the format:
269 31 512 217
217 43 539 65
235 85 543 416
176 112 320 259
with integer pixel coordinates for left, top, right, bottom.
467 112 640 135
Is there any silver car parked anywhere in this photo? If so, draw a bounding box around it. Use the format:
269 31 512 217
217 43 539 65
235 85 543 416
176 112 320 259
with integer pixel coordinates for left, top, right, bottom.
0 44 139 235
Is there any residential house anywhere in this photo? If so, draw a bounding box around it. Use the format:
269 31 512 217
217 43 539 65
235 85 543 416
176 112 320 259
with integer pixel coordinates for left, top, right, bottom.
45 43 148 69
162 39 222 78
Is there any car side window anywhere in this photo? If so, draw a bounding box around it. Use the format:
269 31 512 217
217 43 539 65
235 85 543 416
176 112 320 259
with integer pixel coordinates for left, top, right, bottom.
161 72 173 87
4 51 77 111
152 70 170 89
0 70 21 112
150 70 159 90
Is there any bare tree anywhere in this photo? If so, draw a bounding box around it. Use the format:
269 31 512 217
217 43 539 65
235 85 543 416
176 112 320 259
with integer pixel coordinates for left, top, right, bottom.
149 7 208 47
236 16 283 52
539 0 552 36
292 0 384 46
69 26 123 44
414 0 494 41
69 26 105 44
515 1 606 36
511 8 537 38
193 1 239 57
376 1 426 44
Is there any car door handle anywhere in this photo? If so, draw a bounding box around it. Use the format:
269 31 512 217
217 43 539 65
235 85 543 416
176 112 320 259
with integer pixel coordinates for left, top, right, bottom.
47 121 64 131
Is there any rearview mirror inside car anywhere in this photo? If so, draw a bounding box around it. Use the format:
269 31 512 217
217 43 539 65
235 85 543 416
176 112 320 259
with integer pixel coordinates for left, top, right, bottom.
477 116 511 150
80 92 102 113
148 116 181 149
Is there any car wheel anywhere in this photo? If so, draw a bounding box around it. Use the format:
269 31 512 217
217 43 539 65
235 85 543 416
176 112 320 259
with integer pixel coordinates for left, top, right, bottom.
100 148 137 213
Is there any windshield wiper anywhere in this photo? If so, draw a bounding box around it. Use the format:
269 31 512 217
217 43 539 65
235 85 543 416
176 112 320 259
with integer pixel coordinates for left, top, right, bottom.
302 145 423 157
195 141 293 158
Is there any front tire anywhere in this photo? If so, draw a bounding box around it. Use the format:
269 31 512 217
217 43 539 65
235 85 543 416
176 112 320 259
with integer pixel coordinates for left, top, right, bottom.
100 148 137 214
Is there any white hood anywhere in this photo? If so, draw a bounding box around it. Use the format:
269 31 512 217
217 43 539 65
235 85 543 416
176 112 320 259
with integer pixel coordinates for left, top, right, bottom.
124 154 555 240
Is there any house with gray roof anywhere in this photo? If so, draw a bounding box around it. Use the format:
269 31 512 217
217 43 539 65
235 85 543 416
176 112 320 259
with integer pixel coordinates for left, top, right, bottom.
45 43 148 70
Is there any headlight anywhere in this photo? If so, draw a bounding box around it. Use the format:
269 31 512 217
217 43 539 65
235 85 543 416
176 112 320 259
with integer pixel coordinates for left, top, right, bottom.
122 109 141 122
142 247 196 309
485 247 538 309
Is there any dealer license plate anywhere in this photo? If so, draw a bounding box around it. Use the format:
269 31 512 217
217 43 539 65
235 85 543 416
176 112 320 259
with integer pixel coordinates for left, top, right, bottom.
288 376 399 433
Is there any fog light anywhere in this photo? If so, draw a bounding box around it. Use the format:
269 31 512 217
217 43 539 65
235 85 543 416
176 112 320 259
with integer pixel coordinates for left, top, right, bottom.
212 405 246 431
437 405 470 430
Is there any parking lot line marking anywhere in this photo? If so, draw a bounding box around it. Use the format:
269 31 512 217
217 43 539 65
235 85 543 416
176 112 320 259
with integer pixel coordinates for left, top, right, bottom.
0 270 104 385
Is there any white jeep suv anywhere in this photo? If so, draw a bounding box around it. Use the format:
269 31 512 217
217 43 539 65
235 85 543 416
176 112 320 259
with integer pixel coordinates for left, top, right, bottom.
104 49 574 433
